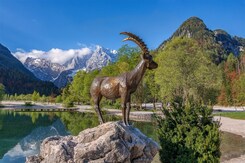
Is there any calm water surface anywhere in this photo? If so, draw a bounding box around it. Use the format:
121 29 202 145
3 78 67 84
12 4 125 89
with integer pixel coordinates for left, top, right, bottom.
0 109 245 163
0 110 156 163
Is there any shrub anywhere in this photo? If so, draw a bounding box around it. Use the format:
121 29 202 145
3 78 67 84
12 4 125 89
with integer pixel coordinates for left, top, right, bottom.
24 101 34 106
155 102 221 162
63 97 74 108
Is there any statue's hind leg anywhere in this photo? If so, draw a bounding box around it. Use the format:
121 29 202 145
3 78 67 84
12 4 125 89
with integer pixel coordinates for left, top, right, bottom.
92 94 104 124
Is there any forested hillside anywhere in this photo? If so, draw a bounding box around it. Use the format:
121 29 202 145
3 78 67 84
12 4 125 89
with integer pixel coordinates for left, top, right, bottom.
0 43 59 95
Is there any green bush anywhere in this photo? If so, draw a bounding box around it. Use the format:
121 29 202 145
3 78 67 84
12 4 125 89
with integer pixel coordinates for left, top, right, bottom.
155 102 221 163
63 97 74 108
24 101 34 106
55 95 63 103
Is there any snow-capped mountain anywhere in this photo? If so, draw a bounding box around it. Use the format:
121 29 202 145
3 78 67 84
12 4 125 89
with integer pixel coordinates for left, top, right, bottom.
53 69 74 88
86 46 117 71
24 57 66 81
14 45 117 88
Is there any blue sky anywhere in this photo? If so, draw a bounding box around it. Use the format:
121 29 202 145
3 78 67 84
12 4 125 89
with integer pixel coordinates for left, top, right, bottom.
0 0 245 52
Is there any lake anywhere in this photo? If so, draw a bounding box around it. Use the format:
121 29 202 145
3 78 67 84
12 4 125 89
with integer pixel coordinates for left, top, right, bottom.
0 110 244 163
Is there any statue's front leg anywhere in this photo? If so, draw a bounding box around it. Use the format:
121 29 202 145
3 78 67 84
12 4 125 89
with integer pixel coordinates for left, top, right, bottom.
126 96 131 126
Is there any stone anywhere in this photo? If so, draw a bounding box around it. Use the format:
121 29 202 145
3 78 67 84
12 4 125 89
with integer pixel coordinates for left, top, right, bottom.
26 121 160 163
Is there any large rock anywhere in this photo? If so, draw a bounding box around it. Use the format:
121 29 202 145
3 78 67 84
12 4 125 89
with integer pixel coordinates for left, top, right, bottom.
26 121 159 163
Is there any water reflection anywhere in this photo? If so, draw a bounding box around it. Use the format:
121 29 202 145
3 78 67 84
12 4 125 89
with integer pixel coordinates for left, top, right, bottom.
1 110 244 162
0 110 69 163
0 110 120 163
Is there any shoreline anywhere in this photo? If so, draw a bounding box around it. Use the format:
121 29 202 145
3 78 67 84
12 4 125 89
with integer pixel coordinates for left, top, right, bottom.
1 101 245 136
1 101 245 162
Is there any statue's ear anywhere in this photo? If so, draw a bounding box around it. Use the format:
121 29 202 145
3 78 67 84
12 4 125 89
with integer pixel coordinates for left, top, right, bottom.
143 53 151 60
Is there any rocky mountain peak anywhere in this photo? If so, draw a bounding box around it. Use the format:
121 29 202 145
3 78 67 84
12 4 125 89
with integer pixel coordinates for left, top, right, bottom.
158 16 213 50
214 29 230 36
24 57 66 81
14 45 117 87
158 16 245 63
172 16 208 38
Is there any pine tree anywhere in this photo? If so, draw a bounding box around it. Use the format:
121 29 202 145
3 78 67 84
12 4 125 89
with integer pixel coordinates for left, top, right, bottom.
155 102 221 162
0 83 5 103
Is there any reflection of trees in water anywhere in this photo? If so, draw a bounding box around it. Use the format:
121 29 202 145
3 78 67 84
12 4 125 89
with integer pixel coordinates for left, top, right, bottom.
0 110 158 157
8 111 58 123
59 112 119 135
0 110 56 158
134 121 158 142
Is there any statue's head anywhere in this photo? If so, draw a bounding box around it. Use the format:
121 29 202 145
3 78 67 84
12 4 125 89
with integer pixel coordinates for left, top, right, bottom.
120 32 158 70
144 53 158 70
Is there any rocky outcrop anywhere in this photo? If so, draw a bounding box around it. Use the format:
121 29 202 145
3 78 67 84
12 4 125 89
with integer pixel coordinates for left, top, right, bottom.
26 121 159 163
157 16 245 64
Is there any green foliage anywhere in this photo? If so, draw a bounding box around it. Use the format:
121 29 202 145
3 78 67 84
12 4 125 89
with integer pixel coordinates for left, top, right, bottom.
235 74 245 104
69 71 86 103
156 103 221 163
144 70 159 107
32 90 40 102
63 97 74 108
155 37 221 104
24 101 34 106
62 70 99 106
62 84 74 107
82 70 99 102
0 83 5 102
218 52 245 106
59 112 99 135
226 53 238 72
55 95 63 103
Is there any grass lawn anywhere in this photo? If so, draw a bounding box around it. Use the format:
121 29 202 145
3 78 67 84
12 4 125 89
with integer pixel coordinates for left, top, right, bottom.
215 111 245 120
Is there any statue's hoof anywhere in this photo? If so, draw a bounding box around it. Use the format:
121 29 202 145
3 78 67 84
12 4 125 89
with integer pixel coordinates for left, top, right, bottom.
125 122 133 126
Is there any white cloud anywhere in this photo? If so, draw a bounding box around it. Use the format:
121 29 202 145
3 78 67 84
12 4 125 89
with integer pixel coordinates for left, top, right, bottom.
13 47 93 65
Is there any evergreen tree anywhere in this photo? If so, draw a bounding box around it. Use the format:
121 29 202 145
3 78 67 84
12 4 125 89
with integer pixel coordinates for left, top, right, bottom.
69 70 86 104
62 84 74 107
0 84 5 103
144 70 159 109
234 74 245 105
82 70 99 103
31 90 40 102
55 95 63 103
155 102 221 163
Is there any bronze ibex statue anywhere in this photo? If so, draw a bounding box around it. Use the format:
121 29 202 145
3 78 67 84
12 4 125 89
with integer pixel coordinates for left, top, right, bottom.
90 32 158 126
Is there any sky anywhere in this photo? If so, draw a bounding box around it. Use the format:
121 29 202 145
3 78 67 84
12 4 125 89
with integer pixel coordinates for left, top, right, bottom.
0 0 245 54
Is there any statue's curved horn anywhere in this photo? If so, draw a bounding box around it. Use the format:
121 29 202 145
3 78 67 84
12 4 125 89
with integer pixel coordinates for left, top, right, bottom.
120 32 149 55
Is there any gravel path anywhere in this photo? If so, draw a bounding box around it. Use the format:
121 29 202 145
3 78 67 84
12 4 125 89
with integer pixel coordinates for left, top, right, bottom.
212 116 245 163
223 155 245 163
214 116 245 138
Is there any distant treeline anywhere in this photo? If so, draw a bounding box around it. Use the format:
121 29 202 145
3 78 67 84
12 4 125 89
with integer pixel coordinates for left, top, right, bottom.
1 37 245 107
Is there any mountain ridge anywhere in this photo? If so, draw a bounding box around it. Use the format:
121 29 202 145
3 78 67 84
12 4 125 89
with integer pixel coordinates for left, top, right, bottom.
0 43 58 95
15 45 117 88
158 16 245 63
